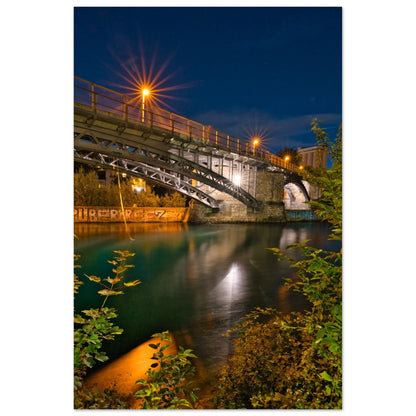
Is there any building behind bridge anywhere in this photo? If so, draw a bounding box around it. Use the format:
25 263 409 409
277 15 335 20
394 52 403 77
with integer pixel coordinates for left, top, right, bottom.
297 145 328 169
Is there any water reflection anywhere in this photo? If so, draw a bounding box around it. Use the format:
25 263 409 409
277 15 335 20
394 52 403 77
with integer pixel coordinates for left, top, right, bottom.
74 222 340 374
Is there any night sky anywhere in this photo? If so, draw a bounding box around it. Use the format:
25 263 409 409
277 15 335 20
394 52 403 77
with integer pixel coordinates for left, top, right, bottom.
74 7 342 153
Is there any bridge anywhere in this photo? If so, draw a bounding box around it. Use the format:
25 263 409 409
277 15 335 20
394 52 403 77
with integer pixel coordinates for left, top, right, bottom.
74 77 312 221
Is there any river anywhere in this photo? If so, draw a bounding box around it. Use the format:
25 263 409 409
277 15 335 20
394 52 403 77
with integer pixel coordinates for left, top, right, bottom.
74 221 341 377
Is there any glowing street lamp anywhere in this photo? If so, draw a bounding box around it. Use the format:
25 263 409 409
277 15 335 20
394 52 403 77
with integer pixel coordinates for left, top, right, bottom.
142 88 150 122
284 155 290 163
252 138 260 155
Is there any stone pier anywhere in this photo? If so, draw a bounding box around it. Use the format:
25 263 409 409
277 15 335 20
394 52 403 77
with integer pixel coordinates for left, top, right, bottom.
189 170 287 223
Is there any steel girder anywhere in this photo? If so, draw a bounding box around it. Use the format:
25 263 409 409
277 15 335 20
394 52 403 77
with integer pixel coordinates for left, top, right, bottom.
74 150 220 208
74 125 260 208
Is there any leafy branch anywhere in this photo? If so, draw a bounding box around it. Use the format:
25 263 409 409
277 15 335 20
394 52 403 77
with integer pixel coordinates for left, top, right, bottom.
84 250 140 308
135 331 199 409
74 250 141 393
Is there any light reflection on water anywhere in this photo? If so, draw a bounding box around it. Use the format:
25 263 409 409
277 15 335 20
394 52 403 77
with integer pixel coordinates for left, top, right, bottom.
74 222 340 374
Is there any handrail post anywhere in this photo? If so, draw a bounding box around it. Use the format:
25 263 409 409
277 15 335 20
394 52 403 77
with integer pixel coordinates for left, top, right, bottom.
91 84 96 110
123 95 128 121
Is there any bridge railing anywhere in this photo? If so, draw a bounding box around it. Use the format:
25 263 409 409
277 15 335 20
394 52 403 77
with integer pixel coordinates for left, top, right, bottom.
74 77 301 173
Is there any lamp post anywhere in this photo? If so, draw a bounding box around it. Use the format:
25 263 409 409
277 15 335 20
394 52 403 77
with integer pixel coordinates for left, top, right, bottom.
142 88 150 122
252 138 259 155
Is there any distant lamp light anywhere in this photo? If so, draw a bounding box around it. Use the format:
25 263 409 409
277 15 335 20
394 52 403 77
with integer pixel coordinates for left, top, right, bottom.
299 165 304 170
284 155 290 162
133 186 145 193
233 173 241 186
132 178 146 193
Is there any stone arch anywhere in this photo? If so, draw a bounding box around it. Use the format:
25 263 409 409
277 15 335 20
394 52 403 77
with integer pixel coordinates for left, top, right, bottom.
283 182 309 210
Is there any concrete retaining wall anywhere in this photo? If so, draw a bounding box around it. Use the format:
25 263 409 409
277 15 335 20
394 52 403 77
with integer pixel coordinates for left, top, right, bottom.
286 209 318 221
74 206 189 223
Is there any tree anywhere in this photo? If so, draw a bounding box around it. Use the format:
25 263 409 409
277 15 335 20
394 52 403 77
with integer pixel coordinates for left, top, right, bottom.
160 191 187 207
212 119 342 409
74 168 187 207
305 119 342 240
276 147 302 166
74 167 103 206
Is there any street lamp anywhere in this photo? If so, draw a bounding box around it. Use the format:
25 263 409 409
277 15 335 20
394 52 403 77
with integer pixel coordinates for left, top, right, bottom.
252 138 260 155
142 88 150 122
284 155 290 163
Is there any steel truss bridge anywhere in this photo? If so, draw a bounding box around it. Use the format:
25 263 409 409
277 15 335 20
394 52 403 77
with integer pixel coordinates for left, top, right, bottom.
74 77 309 209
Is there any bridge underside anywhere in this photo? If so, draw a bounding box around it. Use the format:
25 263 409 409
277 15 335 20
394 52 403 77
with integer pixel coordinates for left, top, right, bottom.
74 146 221 208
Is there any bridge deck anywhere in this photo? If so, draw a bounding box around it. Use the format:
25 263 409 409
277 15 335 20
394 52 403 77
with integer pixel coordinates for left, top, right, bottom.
74 77 301 174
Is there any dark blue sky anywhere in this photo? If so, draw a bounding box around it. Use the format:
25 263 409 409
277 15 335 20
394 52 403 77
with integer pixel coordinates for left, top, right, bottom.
74 7 342 153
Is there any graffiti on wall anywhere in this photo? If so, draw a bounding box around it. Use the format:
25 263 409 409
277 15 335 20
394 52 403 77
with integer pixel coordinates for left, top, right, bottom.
74 206 189 223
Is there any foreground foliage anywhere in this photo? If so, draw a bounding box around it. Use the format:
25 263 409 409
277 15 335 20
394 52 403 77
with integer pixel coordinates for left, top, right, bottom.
74 387 130 409
135 331 199 409
74 251 199 409
212 120 342 409
74 250 140 408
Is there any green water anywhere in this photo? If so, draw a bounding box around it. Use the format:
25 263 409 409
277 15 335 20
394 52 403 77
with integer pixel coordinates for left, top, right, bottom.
74 221 340 374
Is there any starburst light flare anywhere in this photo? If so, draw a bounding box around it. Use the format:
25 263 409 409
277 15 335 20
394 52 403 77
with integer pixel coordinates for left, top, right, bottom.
109 41 196 112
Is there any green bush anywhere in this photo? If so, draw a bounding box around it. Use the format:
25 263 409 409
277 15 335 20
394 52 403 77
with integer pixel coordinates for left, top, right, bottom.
74 387 130 409
135 331 199 409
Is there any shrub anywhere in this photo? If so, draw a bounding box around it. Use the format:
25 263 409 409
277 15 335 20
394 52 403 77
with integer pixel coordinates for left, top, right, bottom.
74 386 130 409
135 331 199 409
